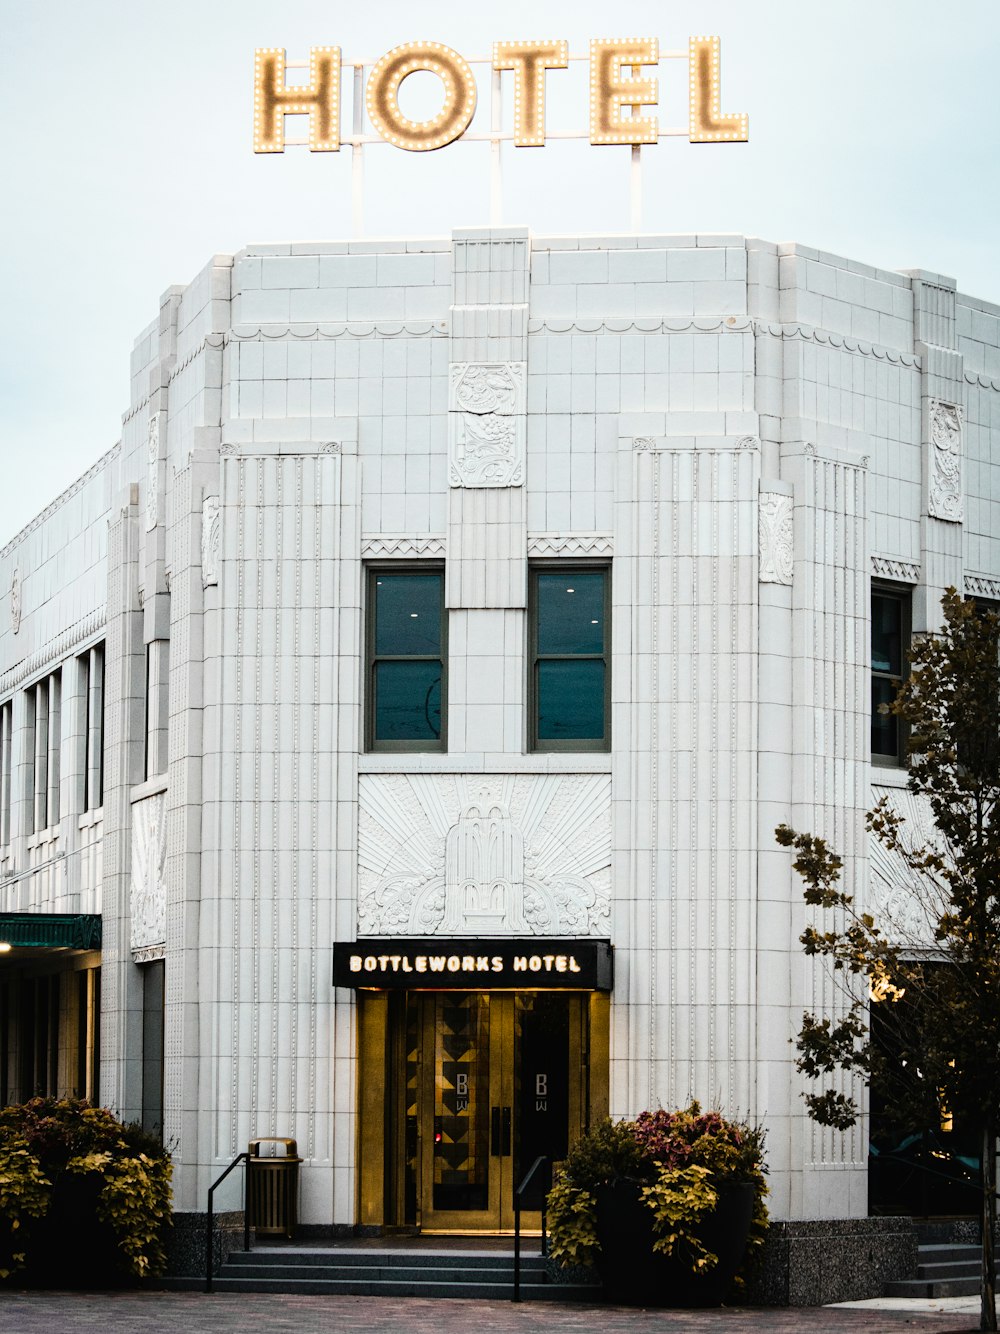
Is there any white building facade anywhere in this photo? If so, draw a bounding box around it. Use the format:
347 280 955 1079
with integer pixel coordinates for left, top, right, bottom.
1 227 998 1261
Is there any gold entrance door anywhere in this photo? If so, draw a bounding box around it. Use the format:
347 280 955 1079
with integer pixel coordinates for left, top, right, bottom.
413 992 585 1232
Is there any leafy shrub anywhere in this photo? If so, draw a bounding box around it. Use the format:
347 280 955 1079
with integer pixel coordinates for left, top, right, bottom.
547 1101 768 1279
0 1098 172 1283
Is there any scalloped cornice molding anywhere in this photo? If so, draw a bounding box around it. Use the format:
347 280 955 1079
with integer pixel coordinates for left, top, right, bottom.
1 445 121 558
229 321 448 341
871 555 920 583
0 609 106 695
528 316 752 335
753 320 921 367
964 370 1000 393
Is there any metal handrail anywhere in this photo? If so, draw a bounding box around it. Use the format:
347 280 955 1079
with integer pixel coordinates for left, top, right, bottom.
512 1155 549 1304
205 1151 251 1292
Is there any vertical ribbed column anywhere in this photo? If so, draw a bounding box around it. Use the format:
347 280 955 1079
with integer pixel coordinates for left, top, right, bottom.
446 228 529 612
163 456 214 1208
903 271 964 632
99 494 145 1119
783 441 869 1215
206 442 359 1222
612 436 760 1121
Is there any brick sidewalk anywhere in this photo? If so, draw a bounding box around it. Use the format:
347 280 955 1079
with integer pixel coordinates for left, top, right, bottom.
0 1291 979 1334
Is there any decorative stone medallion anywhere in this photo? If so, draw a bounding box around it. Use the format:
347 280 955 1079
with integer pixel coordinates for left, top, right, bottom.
448 362 526 487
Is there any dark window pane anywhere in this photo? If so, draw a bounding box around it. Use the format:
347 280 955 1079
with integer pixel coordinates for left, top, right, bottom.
872 596 901 674
871 677 899 756
375 575 442 656
537 660 605 740
536 574 604 655
375 662 442 741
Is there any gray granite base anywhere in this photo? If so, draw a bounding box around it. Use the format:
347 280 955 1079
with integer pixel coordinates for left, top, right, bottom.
165 1211 246 1279
745 1216 917 1306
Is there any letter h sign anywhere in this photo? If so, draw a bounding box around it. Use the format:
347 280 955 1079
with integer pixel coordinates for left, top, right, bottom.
254 47 341 152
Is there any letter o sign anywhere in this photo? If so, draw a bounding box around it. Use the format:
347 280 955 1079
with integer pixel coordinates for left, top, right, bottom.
366 42 477 151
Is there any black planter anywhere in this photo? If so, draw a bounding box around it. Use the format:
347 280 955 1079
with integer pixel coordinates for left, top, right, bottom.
592 1177 755 1307
23 1173 131 1289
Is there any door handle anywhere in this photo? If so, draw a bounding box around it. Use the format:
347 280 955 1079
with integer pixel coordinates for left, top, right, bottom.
491 1106 501 1156
501 1105 512 1157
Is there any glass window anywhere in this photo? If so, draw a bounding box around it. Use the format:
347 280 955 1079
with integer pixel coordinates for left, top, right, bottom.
82 644 105 811
872 589 909 766
26 669 61 834
367 569 446 750
530 568 609 751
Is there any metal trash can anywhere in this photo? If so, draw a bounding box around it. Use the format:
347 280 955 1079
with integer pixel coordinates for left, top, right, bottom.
247 1137 302 1238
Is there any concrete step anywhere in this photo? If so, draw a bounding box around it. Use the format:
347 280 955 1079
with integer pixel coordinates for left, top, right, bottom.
205 1275 600 1300
217 1262 533 1283
182 1244 602 1301
915 1243 982 1266
915 1260 981 1281
881 1240 999 1300
884 1276 981 1298
223 1247 549 1272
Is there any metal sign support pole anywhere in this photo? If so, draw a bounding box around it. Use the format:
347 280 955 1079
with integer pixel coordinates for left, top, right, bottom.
630 144 642 232
629 65 644 234
352 65 365 237
490 67 503 227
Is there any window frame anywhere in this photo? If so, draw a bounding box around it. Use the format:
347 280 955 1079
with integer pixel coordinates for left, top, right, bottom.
871 583 911 769
81 643 105 812
365 563 448 754
528 562 611 754
0 699 12 848
25 668 62 834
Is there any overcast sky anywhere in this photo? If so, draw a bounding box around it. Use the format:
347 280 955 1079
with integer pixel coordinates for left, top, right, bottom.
2 0 997 545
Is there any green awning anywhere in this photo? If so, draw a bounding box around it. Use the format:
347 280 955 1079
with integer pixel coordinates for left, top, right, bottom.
0 914 102 950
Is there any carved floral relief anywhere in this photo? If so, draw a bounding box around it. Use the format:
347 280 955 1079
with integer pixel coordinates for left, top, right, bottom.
758 492 794 585
202 496 221 587
146 415 161 531
448 362 526 487
927 399 963 523
10 568 21 635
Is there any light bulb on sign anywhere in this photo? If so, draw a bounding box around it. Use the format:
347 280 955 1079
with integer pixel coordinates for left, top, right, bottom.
492 40 569 147
688 36 748 143
589 38 659 146
366 42 477 151
253 46 341 153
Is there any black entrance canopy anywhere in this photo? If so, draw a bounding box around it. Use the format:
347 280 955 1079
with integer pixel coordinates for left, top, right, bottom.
333 938 613 991
0 913 102 951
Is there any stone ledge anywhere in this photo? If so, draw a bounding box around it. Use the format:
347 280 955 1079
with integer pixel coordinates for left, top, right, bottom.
746 1216 917 1306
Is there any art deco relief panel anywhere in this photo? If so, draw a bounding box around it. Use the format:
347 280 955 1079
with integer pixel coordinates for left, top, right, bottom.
358 773 611 937
130 791 166 954
868 784 941 945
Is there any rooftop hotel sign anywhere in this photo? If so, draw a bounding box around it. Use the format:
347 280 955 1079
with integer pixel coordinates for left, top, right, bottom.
253 37 748 154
